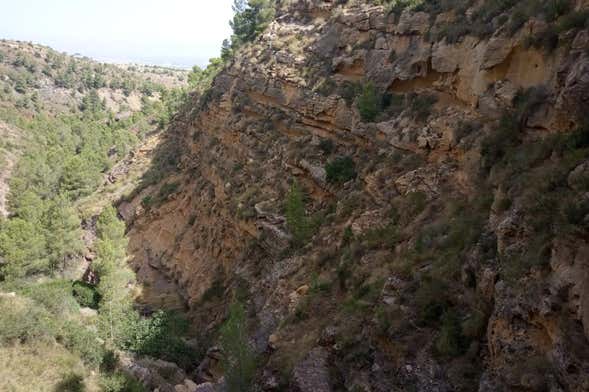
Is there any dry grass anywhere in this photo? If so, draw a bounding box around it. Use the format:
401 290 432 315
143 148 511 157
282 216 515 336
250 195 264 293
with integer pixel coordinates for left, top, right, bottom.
0 342 99 392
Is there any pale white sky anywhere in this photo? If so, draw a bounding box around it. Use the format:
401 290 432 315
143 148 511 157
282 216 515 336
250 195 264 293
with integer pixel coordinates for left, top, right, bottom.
0 0 234 68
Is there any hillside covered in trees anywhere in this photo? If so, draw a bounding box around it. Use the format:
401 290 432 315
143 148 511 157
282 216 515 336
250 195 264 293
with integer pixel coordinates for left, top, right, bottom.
0 39 200 391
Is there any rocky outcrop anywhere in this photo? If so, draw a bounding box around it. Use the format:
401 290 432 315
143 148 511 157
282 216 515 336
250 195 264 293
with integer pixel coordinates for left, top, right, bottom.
291 347 331 392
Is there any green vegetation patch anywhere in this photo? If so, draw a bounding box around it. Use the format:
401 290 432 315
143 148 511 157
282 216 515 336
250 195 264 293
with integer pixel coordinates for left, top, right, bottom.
326 156 357 184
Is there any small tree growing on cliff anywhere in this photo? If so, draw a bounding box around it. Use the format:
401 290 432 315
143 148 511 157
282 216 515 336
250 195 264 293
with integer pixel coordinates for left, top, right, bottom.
285 180 311 246
229 0 276 51
356 82 382 122
220 302 257 392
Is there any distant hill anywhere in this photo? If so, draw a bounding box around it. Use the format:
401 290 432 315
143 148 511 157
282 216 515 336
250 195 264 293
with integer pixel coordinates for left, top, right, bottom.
0 39 188 115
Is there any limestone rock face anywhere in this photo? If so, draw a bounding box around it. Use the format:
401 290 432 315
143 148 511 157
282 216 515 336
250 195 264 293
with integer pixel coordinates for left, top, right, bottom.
291 348 331 392
122 1 589 391
119 355 187 392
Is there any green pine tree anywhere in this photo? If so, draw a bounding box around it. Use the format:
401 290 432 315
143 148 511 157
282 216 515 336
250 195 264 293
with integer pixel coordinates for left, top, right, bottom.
43 194 83 273
0 218 48 280
220 302 257 392
285 181 310 246
229 0 275 50
94 206 134 346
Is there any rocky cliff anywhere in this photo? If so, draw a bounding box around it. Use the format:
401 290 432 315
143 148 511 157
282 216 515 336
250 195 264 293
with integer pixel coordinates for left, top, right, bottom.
121 1 589 390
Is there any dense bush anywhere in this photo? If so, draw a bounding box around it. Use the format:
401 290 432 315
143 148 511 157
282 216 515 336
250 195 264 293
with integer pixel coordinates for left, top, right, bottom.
435 310 467 357
356 82 382 122
123 310 197 368
557 9 589 31
318 139 335 155
525 28 559 52
158 182 180 201
100 372 145 392
59 320 105 367
19 279 80 315
72 281 101 309
326 156 357 184
55 374 85 392
480 113 521 171
415 278 450 325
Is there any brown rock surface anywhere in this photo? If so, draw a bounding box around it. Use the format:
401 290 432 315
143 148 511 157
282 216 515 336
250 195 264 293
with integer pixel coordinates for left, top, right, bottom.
122 1 589 390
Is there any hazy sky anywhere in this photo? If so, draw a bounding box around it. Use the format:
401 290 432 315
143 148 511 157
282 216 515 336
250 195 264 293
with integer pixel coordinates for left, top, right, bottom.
0 0 234 68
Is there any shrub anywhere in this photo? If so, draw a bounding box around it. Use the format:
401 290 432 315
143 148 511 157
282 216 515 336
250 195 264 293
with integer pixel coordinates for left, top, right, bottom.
472 0 518 26
415 278 450 325
557 9 589 32
436 18 472 43
0 297 55 344
59 320 105 367
480 113 521 171
55 374 85 392
201 278 225 302
562 200 589 226
72 281 101 309
100 372 145 392
544 0 572 22
402 191 428 222
507 8 529 35
557 120 589 151
19 280 79 315
525 28 559 52
326 156 357 184
141 195 153 208
454 120 478 145
362 222 399 250
158 182 179 200
310 273 331 294
408 93 437 121
353 280 384 303
435 310 466 357
382 0 425 14
101 350 119 373
339 82 362 106
356 82 382 122
501 233 553 282
124 310 196 368
318 139 335 155
461 308 489 340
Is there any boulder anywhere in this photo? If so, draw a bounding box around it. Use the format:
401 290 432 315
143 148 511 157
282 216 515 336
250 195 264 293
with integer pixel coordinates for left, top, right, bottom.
481 38 513 70
194 383 215 392
568 160 589 191
395 11 430 35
